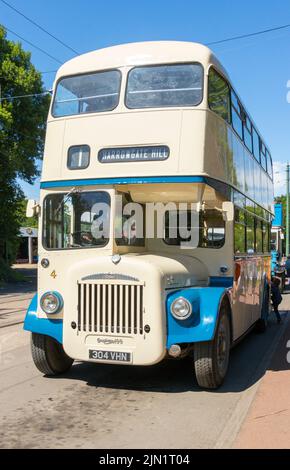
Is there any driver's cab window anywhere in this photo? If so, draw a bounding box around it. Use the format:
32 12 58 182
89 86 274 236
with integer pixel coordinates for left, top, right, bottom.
43 191 110 249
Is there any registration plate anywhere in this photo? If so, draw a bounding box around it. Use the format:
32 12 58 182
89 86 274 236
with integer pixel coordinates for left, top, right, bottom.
89 349 131 363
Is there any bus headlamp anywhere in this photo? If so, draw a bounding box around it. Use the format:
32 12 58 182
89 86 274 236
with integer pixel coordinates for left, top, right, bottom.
170 297 192 320
40 292 63 314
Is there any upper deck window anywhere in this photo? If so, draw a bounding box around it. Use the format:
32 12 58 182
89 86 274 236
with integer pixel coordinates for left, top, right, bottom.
260 141 267 171
125 63 203 109
231 90 243 140
208 68 231 123
243 114 253 153
266 150 273 179
252 128 260 163
52 70 121 117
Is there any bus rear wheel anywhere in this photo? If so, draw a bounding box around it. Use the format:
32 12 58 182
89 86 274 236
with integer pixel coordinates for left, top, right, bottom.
31 333 73 376
193 307 230 389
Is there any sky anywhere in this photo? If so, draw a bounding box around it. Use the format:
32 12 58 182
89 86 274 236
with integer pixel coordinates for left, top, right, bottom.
1 0 290 198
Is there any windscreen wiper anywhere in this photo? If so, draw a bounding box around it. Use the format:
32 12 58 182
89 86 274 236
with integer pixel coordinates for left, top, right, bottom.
55 187 81 214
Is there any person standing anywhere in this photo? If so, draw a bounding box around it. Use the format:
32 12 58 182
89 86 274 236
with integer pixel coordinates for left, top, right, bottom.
271 277 282 323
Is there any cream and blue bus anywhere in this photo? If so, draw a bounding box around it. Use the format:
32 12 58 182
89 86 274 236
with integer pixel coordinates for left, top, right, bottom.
24 41 274 389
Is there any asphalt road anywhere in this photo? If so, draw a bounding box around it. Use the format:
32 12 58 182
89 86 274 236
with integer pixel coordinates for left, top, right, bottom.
0 289 289 449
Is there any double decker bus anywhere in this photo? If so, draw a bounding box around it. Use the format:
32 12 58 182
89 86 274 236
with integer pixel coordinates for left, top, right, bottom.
25 41 274 389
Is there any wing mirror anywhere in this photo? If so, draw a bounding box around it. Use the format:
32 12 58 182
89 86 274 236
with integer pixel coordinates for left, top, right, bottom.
26 199 41 217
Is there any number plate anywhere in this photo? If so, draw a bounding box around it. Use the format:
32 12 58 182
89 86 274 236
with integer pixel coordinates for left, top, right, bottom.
89 349 131 363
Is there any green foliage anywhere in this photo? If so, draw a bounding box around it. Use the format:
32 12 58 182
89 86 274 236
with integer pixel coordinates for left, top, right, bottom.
17 199 38 228
0 25 50 279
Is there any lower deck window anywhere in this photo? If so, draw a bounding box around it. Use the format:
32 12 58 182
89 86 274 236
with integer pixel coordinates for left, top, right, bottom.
246 214 255 251
164 208 225 248
234 207 270 254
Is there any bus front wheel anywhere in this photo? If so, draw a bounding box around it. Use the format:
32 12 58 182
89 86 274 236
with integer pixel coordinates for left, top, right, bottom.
31 333 73 376
193 307 230 389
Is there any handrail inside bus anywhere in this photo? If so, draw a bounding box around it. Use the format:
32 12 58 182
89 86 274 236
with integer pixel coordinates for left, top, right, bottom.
56 92 119 103
128 87 202 93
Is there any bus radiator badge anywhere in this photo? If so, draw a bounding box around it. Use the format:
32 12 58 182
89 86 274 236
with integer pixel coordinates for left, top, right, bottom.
112 254 121 265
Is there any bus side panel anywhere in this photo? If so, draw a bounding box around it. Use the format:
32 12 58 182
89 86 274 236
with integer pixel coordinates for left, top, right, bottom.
166 287 229 347
232 255 271 339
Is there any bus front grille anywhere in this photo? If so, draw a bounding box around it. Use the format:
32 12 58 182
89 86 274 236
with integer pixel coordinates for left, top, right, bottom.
77 282 144 335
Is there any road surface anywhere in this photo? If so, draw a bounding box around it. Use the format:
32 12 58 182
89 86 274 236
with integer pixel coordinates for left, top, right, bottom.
0 265 36 327
0 279 288 448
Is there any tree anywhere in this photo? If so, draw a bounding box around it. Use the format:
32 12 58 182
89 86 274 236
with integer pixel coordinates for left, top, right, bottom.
18 198 38 228
0 25 50 277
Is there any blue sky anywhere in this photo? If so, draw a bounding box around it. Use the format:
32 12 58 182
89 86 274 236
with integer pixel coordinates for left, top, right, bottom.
1 0 290 198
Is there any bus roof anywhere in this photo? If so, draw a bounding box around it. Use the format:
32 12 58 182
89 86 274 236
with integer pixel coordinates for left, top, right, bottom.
55 41 229 81
53 41 270 152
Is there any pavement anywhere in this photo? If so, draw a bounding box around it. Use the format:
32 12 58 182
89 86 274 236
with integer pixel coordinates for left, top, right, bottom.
234 289 290 449
0 265 289 448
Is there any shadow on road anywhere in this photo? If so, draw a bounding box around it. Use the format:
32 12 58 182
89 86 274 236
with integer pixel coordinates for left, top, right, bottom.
0 266 37 326
0 266 37 297
51 310 288 395
6 266 289 394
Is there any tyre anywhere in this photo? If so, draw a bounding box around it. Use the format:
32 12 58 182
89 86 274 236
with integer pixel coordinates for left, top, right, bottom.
194 306 231 389
255 283 270 334
31 333 73 376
